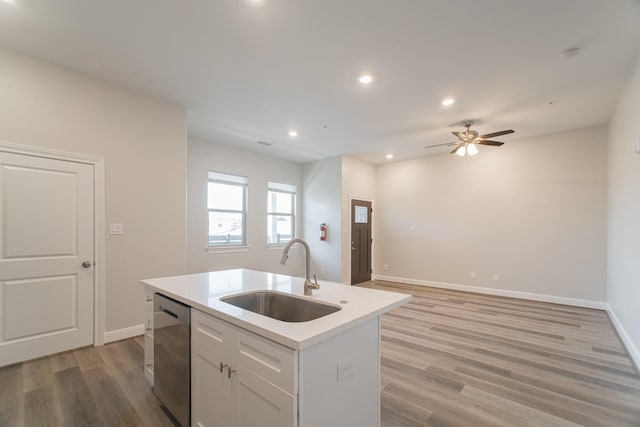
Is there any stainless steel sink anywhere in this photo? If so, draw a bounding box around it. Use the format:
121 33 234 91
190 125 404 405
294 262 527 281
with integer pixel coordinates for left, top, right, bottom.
221 291 341 322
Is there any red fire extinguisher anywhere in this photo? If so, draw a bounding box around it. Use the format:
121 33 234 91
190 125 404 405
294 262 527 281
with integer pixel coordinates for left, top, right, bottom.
320 223 327 241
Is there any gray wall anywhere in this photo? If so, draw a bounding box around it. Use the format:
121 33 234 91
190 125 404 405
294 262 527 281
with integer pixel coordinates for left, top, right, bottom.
302 157 343 282
187 137 303 276
0 48 188 333
607 53 640 358
374 125 608 301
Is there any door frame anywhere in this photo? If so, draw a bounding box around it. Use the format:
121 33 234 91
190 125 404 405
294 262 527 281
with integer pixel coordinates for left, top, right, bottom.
348 196 375 285
0 141 106 346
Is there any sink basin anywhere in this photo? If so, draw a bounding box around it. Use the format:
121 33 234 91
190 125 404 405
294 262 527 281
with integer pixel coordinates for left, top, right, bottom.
221 291 341 322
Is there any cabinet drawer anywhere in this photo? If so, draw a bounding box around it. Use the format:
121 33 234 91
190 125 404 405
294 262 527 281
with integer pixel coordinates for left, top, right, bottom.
192 309 234 357
235 329 297 395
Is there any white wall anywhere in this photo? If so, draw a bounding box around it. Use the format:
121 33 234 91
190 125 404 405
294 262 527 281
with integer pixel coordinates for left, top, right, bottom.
375 125 608 302
341 156 376 283
607 53 640 360
188 137 302 276
302 157 342 282
0 48 187 333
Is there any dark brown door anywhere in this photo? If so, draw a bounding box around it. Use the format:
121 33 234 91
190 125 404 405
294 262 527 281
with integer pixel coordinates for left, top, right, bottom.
351 199 372 285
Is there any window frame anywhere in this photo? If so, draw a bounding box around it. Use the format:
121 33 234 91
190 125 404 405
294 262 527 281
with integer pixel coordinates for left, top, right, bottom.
207 172 248 248
267 181 296 246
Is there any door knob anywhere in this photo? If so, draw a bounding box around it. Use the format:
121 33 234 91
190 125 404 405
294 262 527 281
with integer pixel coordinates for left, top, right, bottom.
82 261 92 268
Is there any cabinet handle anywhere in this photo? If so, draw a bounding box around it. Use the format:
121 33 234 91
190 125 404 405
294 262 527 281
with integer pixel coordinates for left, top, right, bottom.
145 297 152 302
219 362 228 373
227 367 236 379
146 363 153 368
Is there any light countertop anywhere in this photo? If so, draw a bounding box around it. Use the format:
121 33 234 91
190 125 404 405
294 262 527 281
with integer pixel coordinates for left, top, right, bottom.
141 268 411 350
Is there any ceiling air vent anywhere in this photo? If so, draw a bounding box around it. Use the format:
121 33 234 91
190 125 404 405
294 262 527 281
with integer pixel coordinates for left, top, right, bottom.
256 141 272 146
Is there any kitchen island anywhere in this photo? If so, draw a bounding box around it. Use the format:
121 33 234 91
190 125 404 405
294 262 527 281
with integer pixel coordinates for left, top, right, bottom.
141 268 410 427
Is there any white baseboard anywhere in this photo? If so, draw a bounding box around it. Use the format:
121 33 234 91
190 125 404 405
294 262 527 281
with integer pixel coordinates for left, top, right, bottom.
372 274 608 310
103 324 145 344
605 305 640 373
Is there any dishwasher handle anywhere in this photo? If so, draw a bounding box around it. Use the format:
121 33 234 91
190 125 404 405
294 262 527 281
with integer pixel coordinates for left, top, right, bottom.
160 306 178 319
154 294 190 325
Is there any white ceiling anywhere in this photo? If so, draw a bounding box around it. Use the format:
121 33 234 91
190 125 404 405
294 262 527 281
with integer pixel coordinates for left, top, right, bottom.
1 1 639 164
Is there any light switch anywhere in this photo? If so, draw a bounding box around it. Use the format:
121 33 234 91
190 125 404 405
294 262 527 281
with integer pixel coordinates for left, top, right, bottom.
109 223 124 235
635 138 640 154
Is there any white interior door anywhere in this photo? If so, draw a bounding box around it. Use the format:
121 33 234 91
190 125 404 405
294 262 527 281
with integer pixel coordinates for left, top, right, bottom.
0 151 94 367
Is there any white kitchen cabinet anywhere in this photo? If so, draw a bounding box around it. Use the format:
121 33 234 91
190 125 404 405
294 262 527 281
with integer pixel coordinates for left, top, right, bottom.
191 309 297 427
236 365 296 427
143 288 154 386
191 336 235 427
191 308 380 427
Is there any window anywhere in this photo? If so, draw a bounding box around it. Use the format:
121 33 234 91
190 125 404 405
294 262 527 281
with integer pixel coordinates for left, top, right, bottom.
267 181 296 245
208 172 247 247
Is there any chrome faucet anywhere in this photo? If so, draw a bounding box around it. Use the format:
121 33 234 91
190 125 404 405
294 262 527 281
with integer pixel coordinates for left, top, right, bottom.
280 238 320 296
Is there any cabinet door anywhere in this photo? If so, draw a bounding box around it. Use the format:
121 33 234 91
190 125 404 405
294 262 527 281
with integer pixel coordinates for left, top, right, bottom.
235 365 296 427
192 339 235 427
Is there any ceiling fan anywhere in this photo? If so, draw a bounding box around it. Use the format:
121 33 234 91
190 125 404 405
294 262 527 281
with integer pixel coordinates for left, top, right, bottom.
425 120 514 157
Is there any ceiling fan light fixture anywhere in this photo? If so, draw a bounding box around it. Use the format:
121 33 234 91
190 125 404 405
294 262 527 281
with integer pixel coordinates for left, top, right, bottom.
455 145 466 157
467 143 478 156
358 74 373 85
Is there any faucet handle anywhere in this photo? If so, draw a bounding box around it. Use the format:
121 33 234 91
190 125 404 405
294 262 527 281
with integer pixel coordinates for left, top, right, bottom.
312 274 320 290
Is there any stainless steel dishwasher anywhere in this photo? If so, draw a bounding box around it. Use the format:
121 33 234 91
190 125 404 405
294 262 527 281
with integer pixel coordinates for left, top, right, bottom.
153 294 190 427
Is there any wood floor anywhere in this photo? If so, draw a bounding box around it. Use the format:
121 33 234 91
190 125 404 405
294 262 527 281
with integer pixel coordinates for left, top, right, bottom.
1 281 639 426
0 336 175 427
358 280 640 427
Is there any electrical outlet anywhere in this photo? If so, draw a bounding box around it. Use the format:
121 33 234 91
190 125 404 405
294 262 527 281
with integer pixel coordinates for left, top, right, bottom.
320 267 325 274
493 273 499 282
410 225 416 232
470 272 476 280
337 360 353 381
383 264 389 271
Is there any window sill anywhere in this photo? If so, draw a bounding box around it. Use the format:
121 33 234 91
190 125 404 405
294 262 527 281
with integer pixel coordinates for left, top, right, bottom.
206 246 250 254
267 244 287 250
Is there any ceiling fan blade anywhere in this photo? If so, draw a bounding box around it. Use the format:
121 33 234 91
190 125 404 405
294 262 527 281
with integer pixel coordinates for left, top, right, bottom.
450 143 463 154
425 142 458 149
479 129 514 139
476 140 504 146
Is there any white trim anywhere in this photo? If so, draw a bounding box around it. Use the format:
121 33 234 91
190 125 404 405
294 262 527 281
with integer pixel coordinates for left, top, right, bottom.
372 274 608 310
267 244 287 250
104 324 145 344
605 305 640 372
206 245 250 254
0 141 106 347
0 141 103 164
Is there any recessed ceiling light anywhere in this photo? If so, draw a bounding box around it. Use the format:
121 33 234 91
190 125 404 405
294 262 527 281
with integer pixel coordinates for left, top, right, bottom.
386 154 393 159
441 98 455 106
358 74 373 85
288 130 298 138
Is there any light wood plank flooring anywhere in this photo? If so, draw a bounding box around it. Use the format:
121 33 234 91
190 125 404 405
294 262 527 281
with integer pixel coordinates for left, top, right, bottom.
358 280 640 427
1 281 639 426
0 336 175 427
